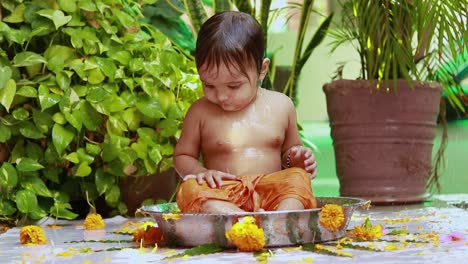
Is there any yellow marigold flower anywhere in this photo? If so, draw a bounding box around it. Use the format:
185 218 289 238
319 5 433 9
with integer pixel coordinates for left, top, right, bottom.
19 225 48 245
84 213 105 230
319 204 345 231
133 223 164 247
352 217 382 241
225 216 265 252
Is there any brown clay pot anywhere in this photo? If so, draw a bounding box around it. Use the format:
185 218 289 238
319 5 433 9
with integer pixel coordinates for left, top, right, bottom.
323 80 442 204
119 168 180 214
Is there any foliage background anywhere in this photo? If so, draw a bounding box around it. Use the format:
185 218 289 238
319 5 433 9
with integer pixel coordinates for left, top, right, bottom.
0 0 201 224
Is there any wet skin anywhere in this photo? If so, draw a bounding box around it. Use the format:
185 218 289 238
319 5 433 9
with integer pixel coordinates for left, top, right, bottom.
173 61 317 212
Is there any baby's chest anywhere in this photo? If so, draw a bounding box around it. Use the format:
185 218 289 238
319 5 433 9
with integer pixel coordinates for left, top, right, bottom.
201 118 285 152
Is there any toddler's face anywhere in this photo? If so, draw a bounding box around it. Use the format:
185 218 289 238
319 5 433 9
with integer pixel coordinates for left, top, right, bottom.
198 62 259 112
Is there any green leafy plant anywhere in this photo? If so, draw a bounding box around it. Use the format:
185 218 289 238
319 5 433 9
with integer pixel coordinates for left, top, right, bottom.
329 0 466 108
0 0 201 224
327 0 467 192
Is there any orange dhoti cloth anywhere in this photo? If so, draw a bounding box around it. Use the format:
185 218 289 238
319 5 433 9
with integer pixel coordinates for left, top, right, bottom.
176 167 317 213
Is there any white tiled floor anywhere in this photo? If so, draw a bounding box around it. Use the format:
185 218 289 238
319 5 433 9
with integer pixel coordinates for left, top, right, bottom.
1 195 468 263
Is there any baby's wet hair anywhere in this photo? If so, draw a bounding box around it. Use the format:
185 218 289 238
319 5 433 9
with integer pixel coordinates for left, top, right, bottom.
195 11 265 78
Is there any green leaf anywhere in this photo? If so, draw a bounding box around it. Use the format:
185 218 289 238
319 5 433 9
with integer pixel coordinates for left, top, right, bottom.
387 228 407 236
101 143 120 162
28 207 48 220
148 147 162 164
136 94 165 119
77 0 97 11
37 9 72 29
327 242 383 252
0 162 18 188
32 109 54 134
0 199 17 215
0 66 12 89
16 86 37 98
87 68 105 84
19 121 44 139
95 168 115 196
85 143 101 156
108 50 132 65
0 124 11 142
50 203 79 220
26 142 43 161
163 243 223 260
12 51 47 67
15 190 38 213
65 152 80 163
121 108 141 131
105 185 120 207
3 3 25 23
77 148 94 164
57 0 78 13
0 79 16 112
42 167 60 184
12 108 30 121
16 158 45 172
21 174 53 197
56 71 71 90
95 57 117 79
75 162 92 177
52 124 75 156
44 45 76 73
158 119 180 137
38 84 61 111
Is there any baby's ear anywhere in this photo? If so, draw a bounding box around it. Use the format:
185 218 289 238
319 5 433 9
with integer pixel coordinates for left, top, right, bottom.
259 58 270 79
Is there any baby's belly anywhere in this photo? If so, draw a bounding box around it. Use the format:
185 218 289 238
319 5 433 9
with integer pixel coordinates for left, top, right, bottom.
204 149 282 176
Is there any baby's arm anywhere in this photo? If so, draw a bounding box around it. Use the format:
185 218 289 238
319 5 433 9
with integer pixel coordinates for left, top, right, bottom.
173 102 236 187
280 96 317 179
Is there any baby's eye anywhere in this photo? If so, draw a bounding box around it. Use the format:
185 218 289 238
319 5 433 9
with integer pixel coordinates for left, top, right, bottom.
227 85 240 89
204 84 215 89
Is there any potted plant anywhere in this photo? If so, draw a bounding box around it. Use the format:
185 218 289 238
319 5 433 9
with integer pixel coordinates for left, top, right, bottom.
323 0 466 203
0 0 201 224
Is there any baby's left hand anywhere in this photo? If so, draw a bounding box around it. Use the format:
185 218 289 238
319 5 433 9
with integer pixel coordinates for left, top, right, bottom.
289 146 317 179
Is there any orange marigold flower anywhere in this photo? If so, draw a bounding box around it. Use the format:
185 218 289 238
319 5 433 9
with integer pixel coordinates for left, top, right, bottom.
133 223 164 247
225 216 265 252
352 217 382 241
84 213 105 230
319 204 345 231
20 225 48 245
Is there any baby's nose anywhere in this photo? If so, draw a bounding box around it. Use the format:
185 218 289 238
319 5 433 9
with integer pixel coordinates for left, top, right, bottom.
217 92 228 102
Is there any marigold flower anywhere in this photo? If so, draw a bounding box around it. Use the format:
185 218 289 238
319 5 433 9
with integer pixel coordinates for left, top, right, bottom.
133 222 164 247
84 213 106 230
319 204 345 231
19 225 48 245
225 216 265 252
352 217 382 241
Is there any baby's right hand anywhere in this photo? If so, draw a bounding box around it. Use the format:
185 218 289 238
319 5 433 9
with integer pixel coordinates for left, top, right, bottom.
182 170 237 188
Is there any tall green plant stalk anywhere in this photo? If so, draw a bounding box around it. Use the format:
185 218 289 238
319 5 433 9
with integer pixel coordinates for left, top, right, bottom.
182 0 208 33
259 0 272 50
283 1 333 100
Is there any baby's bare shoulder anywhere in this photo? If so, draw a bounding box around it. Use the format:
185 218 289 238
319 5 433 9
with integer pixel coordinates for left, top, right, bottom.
187 97 216 113
262 89 294 109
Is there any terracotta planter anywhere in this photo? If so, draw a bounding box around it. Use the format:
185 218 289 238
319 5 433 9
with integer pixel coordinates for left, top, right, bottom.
120 168 180 214
323 80 442 204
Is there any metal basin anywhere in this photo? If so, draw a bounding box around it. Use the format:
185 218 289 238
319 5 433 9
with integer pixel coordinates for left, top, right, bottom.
140 197 367 247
